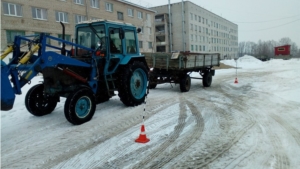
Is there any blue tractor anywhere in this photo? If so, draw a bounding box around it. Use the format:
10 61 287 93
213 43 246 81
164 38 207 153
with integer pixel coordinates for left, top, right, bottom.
1 20 148 125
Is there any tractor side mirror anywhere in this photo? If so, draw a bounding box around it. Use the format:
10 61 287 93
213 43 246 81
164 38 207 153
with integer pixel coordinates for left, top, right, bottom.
137 28 142 33
119 28 124 39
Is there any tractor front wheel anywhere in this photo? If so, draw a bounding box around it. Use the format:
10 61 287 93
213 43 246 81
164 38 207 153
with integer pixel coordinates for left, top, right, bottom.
64 87 96 125
25 84 58 116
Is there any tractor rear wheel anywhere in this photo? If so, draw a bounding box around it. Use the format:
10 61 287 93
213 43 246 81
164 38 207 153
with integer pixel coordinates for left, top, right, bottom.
118 61 148 106
64 87 96 125
180 74 191 92
25 84 58 116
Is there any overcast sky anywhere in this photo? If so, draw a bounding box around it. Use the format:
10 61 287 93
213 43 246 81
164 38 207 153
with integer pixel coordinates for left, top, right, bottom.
131 0 300 46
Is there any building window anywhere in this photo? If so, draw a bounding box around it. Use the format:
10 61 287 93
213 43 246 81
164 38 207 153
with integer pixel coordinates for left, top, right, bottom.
32 7 47 20
148 42 153 49
196 45 198 51
3 2 22 17
195 25 197 31
74 0 84 5
195 35 197 42
75 14 87 24
191 45 194 51
191 24 193 30
191 34 193 41
140 26 144 33
190 13 193 20
105 2 113 12
90 0 99 8
137 11 143 19
199 26 201 32
6 30 25 44
139 41 143 48
199 45 201 51
203 45 205 51
198 16 201 22
56 11 68 23
148 27 152 34
128 8 133 17
58 34 71 46
194 14 197 20
146 14 150 20
117 11 123 20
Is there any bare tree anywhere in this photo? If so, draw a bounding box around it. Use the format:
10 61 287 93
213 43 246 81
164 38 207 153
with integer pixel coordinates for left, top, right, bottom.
238 37 299 59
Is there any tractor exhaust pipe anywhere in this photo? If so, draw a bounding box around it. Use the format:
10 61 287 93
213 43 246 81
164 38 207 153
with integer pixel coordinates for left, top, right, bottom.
60 22 66 56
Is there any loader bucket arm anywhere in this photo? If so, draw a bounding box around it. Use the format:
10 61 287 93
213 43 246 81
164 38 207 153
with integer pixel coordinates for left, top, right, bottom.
1 61 15 110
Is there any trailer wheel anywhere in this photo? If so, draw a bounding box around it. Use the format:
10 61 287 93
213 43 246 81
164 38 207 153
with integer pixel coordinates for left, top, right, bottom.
64 87 96 125
149 74 157 89
118 61 148 106
25 84 58 116
180 74 191 92
149 83 157 89
202 71 212 87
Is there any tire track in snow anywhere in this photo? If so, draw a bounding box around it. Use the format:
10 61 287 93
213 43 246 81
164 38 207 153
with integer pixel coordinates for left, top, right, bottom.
265 119 290 169
270 114 300 146
168 77 257 168
128 96 204 169
49 99 178 169
177 103 255 167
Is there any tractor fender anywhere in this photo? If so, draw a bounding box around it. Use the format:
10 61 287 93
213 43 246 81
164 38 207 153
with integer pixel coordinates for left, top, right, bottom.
120 55 149 70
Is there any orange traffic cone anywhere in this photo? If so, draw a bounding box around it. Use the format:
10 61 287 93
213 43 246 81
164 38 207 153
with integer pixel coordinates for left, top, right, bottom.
234 78 238 84
135 124 150 143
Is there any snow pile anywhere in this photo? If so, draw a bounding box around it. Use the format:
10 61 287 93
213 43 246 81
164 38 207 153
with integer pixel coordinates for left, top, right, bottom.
221 55 263 69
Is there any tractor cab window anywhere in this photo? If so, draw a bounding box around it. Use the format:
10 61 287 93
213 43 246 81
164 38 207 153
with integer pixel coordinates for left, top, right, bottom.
125 30 137 54
109 28 122 54
76 25 106 56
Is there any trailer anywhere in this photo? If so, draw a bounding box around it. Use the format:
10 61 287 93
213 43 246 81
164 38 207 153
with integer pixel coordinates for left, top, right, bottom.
143 52 220 92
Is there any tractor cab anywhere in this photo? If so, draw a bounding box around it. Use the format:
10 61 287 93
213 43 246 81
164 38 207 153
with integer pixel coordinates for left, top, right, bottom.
74 20 139 59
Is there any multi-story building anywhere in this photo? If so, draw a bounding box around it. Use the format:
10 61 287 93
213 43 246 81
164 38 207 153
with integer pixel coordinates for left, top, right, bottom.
151 1 238 59
1 0 156 52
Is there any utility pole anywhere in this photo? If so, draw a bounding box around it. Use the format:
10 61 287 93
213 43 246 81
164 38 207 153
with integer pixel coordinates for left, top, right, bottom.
168 0 173 52
181 0 185 52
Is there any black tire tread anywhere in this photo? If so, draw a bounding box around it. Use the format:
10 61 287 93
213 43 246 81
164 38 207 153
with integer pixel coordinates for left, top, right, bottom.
202 71 213 87
25 84 57 116
118 61 148 106
64 87 96 125
180 74 191 92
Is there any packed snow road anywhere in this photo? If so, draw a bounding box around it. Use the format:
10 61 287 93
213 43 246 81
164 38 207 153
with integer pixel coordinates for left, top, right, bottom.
1 56 300 169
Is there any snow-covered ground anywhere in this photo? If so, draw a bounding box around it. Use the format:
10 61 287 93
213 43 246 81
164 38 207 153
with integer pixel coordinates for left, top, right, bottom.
1 55 300 169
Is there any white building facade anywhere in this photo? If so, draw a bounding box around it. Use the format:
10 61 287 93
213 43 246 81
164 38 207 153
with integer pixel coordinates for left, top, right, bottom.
1 0 156 53
151 1 238 59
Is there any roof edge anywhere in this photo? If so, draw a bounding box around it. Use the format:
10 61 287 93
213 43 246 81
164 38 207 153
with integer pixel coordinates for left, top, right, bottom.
117 0 157 13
